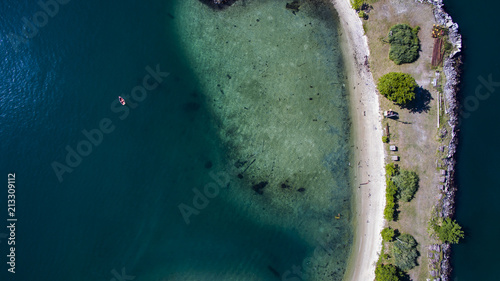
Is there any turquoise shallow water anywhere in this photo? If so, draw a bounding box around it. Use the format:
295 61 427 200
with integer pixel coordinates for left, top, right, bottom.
0 0 352 280
174 0 354 279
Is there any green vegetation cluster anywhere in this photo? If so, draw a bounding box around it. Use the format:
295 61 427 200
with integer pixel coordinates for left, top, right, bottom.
377 230 419 280
392 170 419 202
428 216 464 244
351 0 364 10
375 264 404 281
383 163 420 221
388 24 420 65
358 10 367 19
392 234 419 271
384 164 398 221
351 0 369 19
381 227 396 242
377 72 417 106
443 38 453 55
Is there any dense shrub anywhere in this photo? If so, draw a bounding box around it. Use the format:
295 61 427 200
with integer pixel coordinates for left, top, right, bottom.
381 227 396 242
393 170 419 202
375 264 402 281
384 201 395 221
392 234 419 271
443 39 453 54
382 136 389 143
388 24 420 64
384 164 399 221
432 217 464 244
377 72 417 106
384 180 398 221
351 0 364 10
385 163 399 177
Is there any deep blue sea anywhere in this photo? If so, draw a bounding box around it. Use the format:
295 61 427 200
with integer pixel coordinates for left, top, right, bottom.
0 0 304 280
0 0 352 280
444 0 500 280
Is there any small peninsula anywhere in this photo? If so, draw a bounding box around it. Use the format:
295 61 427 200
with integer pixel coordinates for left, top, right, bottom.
333 0 463 280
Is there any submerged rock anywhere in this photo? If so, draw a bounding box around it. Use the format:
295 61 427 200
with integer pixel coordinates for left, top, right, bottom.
286 1 301 14
252 181 268 195
199 0 237 9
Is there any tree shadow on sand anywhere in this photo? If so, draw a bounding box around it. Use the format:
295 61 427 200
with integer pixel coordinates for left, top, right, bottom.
405 87 433 114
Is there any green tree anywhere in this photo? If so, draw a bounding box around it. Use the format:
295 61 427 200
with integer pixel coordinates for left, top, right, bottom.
375 264 402 281
392 233 419 271
392 170 419 202
388 24 420 64
435 218 464 244
381 227 396 242
377 72 417 106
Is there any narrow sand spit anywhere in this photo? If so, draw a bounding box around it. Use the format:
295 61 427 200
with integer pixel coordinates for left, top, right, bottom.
330 0 386 280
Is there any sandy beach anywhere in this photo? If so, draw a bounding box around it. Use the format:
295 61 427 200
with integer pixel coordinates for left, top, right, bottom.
330 0 387 280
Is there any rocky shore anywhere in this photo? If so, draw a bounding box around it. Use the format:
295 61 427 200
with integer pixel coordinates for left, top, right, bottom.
417 0 462 280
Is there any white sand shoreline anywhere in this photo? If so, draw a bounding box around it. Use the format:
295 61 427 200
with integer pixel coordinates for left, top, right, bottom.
330 0 386 280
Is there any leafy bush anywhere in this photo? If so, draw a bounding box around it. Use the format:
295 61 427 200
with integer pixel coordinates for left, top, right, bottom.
377 72 417 106
384 201 396 221
432 217 464 244
351 0 364 10
384 164 399 221
382 136 389 143
375 264 403 281
392 234 419 271
393 170 419 202
388 24 420 65
385 163 399 178
381 227 396 242
384 180 398 221
443 39 453 54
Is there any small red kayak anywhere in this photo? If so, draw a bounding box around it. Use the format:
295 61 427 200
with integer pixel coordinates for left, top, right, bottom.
118 96 126 105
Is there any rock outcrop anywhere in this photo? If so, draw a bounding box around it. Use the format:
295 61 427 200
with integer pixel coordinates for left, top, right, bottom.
199 0 237 9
